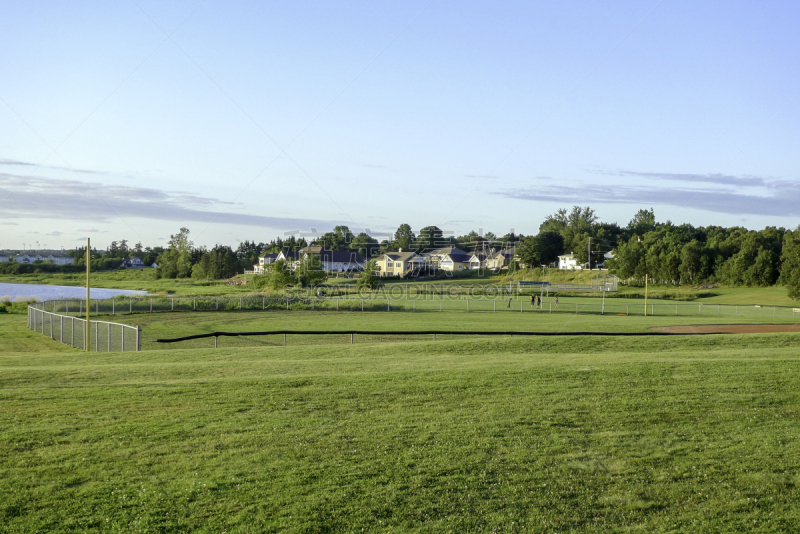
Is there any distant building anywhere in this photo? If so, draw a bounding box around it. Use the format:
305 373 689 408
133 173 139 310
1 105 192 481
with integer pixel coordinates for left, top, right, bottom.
122 257 145 268
373 250 427 278
14 252 74 265
252 252 280 274
0 253 9 263
558 253 581 270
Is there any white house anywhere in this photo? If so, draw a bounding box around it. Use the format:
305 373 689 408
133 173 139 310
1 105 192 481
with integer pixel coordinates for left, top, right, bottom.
14 252 74 265
122 257 145 268
251 252 280 274
306 249 365 273
558 253 581 270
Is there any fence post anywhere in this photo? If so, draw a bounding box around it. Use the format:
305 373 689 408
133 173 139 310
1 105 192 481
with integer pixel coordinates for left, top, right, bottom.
494 300 496 312
676 304 678 316
287 298 289 310
71 317 75 346
80 300 83 315
121 325 125 352
130 298 132 314
194 296 197 311
239 296 242 310
387 300 389 312
414 300 416 312
215 336 218 349
112 299 115 315
351 333 354 344
95 322 98 352
50 313 54 339
137 326 141 351
96 300 98 315
150 298 153 312
312 299 315 311
171 298 174 311
283 333 286 346
109 325 112 352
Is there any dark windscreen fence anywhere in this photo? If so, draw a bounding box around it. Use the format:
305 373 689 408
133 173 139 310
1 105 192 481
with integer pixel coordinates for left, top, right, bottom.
148 328 727 350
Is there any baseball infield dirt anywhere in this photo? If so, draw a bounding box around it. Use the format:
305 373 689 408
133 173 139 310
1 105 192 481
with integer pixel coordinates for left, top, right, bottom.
652 324 800 334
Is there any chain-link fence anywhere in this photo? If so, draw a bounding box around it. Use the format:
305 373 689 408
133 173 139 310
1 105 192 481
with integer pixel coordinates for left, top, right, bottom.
28 303 140 352
25 295 800 320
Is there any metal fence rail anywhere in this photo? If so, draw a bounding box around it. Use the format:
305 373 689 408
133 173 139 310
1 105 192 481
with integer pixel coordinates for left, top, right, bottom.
28 304 140 352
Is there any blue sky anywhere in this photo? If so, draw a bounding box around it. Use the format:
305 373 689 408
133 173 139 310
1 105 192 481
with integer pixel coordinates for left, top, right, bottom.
1 0 799 250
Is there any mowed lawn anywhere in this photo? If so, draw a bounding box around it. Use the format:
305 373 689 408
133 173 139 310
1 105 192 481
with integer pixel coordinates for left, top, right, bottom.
101 307 800 351
2 313 800 532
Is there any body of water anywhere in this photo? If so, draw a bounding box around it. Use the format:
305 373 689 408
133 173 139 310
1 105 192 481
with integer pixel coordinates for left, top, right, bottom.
0 283 147 301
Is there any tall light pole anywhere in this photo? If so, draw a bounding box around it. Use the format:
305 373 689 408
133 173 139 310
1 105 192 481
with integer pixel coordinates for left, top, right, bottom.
86 238 90 351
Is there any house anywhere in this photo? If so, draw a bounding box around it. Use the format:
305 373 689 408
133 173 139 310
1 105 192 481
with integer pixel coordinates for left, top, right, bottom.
275 247 364 273
484 249 515 270
252 252 280 274
423 247 469 269
0 253 9 263
122 257 145 268
558 253 581 270
275 250 300 264
439 252 472 272
14 252 74 265
373 250 427 278
468 253 487 270
309 249 365 273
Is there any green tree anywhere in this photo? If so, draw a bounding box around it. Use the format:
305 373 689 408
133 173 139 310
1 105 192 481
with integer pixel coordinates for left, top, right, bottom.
518 232 564 267
393 224 415 252
415 226 443 252
295 255 327 287
356 260 381 289
351 232 380 258
780 228 800 299
268 260 297 290
628 208 656 237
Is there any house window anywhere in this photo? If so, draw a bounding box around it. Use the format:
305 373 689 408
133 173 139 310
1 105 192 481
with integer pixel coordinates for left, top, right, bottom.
395 262 401 268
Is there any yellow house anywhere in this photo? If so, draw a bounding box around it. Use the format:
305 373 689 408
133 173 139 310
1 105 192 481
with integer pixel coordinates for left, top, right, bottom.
484 249 514 270
373 250 427 278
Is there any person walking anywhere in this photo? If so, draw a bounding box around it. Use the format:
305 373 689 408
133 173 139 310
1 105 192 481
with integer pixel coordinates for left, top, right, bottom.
508 297 512 308
531 295 535 308
554 296 559 309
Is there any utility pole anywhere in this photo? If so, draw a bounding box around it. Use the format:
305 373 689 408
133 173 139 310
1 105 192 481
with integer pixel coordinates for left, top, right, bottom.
86 238 90 351
587 237 591 270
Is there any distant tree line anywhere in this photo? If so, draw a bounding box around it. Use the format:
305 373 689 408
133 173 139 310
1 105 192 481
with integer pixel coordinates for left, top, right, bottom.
15 208 800 299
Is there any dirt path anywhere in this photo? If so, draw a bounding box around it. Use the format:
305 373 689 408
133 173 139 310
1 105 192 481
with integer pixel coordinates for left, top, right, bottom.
652 324 800 334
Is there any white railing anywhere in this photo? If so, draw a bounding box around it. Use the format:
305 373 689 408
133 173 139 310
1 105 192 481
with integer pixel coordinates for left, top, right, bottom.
28 303 140 352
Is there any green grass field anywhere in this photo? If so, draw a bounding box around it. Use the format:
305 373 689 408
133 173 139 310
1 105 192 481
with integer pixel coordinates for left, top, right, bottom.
3 308 800 532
